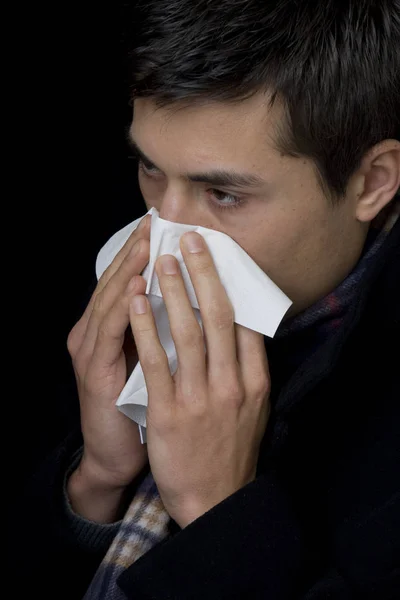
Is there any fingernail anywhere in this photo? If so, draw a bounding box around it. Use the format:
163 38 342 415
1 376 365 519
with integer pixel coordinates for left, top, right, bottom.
160 255 178 275
183 232 203 253
132 295 147 314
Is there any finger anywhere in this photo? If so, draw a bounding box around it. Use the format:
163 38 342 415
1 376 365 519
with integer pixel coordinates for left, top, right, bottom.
77 237 150 365
73 215 151 350
155 255 206 388
69 215 150 359
90 275 147 369
180 232 237 377
77 215 151 339
129 295 174 405
235 325 270 398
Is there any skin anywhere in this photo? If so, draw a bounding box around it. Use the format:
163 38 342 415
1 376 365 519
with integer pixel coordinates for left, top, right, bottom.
68 94 399 527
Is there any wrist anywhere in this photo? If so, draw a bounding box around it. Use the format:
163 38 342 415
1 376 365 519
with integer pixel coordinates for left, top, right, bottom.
169 496 211 529
67 459 128 524
76 454 131 492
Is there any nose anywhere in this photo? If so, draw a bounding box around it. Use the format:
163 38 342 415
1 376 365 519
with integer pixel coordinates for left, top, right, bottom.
158 182 204 226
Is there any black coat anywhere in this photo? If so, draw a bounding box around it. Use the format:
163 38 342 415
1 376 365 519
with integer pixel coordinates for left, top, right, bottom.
14 218 400 599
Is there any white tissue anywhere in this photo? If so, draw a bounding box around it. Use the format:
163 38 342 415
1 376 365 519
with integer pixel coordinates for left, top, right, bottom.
96 207 292 443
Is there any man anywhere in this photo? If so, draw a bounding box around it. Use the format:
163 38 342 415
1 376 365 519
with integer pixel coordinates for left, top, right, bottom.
21 1 399 598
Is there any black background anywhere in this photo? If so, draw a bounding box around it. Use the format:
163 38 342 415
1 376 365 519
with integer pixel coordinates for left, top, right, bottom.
9 3 146 495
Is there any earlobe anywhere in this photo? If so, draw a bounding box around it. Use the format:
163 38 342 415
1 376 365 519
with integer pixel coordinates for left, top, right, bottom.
355 140 400 223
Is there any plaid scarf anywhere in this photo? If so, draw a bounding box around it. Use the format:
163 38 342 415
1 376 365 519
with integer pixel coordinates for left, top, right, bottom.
83 474 169 600
84 199 399 600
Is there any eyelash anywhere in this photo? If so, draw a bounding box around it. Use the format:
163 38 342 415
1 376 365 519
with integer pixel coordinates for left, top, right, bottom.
138 160 247 212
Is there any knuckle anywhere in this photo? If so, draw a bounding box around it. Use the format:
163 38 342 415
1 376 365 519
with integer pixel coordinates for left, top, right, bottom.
135 322 155 338
129 238 150 263
96 310 123 344
93 291 106 315
207 301 234 330
137 238 150 257
179 380 203 404
215 378 243 406
132 238 143 256
194 257 212 276
229 387 244 407
66 330 76 357
176 320 203 347
187 398 207 418
67 323 81 357
125 274 147 297
100 262 114 287
252 377 270 400
141 350 164 372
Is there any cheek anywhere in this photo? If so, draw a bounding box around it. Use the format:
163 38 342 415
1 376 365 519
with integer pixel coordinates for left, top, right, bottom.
227 211 300 266
228 204 325 290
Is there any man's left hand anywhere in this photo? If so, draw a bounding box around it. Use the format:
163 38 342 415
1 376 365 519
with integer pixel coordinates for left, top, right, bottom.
130 231 271 528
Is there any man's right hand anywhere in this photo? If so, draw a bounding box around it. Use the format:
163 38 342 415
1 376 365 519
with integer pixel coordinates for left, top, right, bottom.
67 214 151 523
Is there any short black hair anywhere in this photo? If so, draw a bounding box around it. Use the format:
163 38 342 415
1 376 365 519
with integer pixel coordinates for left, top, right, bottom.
127 0 400 199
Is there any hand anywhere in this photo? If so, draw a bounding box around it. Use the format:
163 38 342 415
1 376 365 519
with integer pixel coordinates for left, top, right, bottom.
67 215 151 521
129 231 271 528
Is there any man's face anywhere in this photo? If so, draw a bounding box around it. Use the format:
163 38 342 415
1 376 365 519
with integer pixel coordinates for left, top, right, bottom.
130 95 368 315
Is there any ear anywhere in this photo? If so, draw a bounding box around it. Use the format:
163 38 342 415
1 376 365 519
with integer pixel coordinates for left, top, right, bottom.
352 140 400 223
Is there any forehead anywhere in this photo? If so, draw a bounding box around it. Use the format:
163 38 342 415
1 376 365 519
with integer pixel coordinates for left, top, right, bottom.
131 95 285 172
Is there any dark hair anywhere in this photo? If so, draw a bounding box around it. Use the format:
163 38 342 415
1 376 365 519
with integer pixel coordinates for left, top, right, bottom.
127 0 400 199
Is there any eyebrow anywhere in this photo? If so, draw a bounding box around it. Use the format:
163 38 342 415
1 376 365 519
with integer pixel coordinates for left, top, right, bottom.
127 134 266 189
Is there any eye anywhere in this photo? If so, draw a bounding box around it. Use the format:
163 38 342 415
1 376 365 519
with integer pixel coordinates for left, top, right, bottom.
138 159 162 177
208 189 247 211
